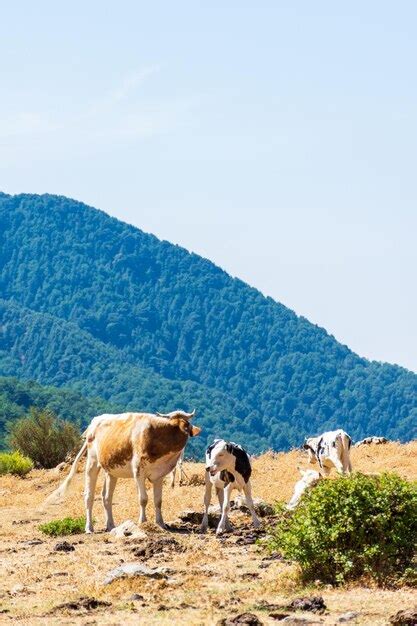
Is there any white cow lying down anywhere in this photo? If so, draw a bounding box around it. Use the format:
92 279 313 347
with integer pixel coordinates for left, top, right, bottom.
287 468 321 510
303 428 352 476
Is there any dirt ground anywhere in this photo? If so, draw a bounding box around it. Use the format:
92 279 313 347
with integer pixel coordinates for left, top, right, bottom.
0 441 416 625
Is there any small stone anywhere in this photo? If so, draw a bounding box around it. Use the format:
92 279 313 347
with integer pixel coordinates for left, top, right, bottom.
109 520 148 540
54 541 75 552
10 584 26 595
287 596 326 614
128 593 144 601
389 608 417 625
103 562 172 585
337 612 360 623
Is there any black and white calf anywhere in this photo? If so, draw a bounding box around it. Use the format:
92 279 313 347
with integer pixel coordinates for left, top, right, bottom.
303 429 352 476
201 439 260 535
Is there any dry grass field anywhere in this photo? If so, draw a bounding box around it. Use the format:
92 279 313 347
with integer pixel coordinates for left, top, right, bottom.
0 441 416 625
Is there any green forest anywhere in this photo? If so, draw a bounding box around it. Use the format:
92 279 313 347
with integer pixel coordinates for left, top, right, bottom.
0 192 416 458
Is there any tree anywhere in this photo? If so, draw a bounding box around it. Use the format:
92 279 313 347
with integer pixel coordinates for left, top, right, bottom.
7 408 81 468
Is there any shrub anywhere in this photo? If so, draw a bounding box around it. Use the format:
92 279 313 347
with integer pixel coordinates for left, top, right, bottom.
7 408 81 469
38 516 86 536
0 451 33 476
269 472 417 585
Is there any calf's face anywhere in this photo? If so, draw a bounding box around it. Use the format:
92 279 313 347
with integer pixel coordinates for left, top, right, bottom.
205 441 233 476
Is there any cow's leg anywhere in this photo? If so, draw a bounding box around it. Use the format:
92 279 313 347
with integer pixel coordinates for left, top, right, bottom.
170 466 176 488
332 456 345 475
102 473 117 531
217 483 233 535
201 473 212 533
134 466 148 524
243 480 260 528
84 459 100 533
152 477 166 529
178 458 184 486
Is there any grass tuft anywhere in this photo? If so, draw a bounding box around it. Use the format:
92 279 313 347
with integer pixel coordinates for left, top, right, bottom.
38 516 86 536
0 451 33 476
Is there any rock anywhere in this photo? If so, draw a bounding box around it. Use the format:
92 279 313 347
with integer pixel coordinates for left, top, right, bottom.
337 612 360 623
23 539 44 546
128 593 145 601
103 562 173 585
231 496 274 517
287 596 326 614
269 614 290 621
49 597 111 613
218 613 264 625
354 436 388 447
109 520 148 540
10 584 27 595
389 608 417 625
54 541 75 552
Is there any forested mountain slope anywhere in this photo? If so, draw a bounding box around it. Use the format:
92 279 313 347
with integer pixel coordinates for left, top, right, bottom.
0 192 415 454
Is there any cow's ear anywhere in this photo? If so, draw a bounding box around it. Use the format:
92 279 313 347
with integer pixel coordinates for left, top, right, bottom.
190 426 201 437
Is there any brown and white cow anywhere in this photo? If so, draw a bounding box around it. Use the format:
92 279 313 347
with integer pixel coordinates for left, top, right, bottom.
46 410 200 533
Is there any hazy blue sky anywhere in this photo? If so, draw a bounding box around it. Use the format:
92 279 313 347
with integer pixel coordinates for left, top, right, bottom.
1 2 416 371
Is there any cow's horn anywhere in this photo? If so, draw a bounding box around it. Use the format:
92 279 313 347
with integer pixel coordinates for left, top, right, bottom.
156 411 170 418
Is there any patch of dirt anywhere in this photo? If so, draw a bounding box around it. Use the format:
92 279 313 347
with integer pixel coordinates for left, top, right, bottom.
48 596 111 614
131 536 183 559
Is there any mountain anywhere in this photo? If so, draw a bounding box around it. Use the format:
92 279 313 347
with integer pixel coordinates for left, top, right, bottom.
0 192 416 456
0 375 113 449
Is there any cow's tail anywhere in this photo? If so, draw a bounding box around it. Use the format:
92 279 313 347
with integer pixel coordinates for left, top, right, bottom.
44 440 88 506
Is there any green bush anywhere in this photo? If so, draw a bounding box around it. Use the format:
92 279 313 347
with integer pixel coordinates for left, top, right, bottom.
0 451 33 476
269 473 417 585
38 516 86 536
7 408 81 469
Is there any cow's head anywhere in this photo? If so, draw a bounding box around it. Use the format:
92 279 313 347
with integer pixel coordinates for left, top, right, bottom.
303 437 319 463
205 439 235 476
157 409 201 437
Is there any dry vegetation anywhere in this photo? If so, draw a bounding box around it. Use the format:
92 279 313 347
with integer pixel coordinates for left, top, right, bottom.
0 441 416 625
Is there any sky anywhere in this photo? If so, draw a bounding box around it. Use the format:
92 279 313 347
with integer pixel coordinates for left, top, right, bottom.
1 1 416 371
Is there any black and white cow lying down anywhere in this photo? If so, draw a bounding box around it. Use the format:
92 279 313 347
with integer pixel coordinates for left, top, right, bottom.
201 439 260 535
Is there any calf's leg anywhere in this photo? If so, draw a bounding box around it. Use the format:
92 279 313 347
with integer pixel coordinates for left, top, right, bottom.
217 483 233 535
200 473 212 533
84 459 100 533
102 473 117 531
243 480 260 528
152 477 166 529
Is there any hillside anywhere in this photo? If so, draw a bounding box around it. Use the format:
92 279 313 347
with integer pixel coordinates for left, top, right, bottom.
0 441 416 624
0 192 416 453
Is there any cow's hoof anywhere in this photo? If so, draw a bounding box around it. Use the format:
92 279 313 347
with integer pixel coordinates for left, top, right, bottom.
200 525 208 534
85 528 94 534
252 520 261 529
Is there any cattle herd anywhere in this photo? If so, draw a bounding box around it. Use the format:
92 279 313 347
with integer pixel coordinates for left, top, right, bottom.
47 410 353 535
